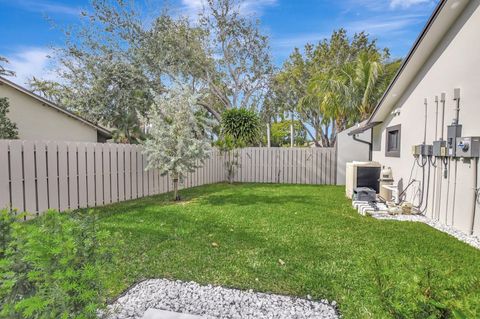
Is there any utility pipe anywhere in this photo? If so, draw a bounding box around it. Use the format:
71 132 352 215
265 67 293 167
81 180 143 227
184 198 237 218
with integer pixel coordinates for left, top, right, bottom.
423 98 428 144
440 93 446 140
453 88 460 124
471 157 479 235
431 96 439 217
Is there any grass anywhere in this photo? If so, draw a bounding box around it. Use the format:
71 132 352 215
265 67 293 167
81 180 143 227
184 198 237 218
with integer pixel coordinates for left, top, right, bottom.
91 183 480 318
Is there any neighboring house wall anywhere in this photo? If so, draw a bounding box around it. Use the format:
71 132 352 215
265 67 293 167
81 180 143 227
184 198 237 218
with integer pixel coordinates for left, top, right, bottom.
336 125 370 185
0 82 99 142
372 0 480 235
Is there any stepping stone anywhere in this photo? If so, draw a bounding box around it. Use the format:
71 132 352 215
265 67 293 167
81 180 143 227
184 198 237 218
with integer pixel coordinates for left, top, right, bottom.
142 309 204 319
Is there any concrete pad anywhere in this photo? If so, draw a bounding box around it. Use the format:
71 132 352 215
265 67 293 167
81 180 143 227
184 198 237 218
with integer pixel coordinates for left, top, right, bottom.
142 309 204 319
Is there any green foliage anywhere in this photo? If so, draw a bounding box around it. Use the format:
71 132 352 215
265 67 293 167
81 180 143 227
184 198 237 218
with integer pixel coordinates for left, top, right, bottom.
219 108 260 182
0 97 18 139
0 210 17 258
266 29 399 147
269 120 306 147
143 85 212 200
0 209 119 319
0 98 19 139
371 257 476 318
0 56 15 77
221 108 260 146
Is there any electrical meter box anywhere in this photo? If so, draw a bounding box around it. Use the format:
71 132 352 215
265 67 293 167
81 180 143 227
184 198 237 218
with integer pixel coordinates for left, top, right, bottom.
455 137 480 158
447 124 462 156
433 140 447 157
412 145 421 156
420 144 433 156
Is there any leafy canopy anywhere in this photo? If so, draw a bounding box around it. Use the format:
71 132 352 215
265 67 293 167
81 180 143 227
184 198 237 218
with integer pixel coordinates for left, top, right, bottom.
143 85 212 183
221 108 260 146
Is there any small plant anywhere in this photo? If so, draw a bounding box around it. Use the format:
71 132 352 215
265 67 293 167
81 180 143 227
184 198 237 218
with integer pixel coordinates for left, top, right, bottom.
0 209 119 319
216 135 244 183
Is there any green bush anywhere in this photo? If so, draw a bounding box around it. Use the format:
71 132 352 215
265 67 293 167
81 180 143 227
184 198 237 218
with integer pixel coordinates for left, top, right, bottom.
0 209 119 319
221 108 260 145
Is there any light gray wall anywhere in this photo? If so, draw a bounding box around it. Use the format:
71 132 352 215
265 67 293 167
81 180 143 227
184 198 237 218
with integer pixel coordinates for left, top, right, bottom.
372 0 480 235
0 83 99 142
336 125 370 185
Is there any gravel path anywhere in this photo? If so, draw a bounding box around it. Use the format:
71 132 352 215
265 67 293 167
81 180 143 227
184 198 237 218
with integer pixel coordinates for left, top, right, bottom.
105 279 339 319
370 213 480 250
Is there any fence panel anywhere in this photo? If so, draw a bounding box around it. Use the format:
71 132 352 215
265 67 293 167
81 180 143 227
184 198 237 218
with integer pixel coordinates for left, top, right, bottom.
0 141 335 216
36 142 49 212
23 141 36 214
68 143 79 210
77 143 87 208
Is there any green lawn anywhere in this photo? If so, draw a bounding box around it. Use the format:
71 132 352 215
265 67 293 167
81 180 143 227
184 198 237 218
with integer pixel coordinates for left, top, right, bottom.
93 183 480 318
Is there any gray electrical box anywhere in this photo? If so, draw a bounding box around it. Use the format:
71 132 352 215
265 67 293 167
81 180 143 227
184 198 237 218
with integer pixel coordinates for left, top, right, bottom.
455 137 480 158
433 140 447 157
420 144 433 156
447 124 462 156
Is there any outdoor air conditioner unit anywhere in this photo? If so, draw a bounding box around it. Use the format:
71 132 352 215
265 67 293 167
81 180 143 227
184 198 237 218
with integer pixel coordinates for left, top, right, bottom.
346 161 382 199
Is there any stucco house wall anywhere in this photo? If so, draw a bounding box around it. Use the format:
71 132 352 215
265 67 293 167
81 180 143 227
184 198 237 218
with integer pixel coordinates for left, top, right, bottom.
336 123 370 185
371 0 480 235
0 78 110 142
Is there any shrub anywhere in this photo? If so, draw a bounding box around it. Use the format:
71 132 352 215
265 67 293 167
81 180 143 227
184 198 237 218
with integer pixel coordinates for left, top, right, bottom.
0 209 118 319
221 108 260 145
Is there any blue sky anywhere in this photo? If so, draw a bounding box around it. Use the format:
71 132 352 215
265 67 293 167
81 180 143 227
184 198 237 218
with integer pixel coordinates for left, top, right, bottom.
0 0 438 86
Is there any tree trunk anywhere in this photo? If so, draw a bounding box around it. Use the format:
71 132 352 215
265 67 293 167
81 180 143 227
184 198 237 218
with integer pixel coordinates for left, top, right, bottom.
173 177 180 201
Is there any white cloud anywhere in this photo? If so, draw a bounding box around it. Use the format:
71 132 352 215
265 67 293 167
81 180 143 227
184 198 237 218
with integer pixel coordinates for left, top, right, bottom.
179 0 277 20
390 0 432 9
5 48 60 87
346 14 426 35
7 0 81 16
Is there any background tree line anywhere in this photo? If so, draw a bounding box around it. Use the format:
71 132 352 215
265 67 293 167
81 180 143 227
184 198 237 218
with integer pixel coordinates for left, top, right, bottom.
1 0 400 147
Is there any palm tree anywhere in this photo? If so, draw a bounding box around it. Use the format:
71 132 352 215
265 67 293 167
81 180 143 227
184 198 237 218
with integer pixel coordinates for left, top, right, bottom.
309 51 400 131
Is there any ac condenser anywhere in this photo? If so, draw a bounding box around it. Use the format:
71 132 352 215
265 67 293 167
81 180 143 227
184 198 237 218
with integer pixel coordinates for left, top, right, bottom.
345 161 382 199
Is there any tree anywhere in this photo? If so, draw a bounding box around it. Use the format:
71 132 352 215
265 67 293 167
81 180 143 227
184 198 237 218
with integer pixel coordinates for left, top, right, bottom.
140 0 274 120
198 0 273 113
142 86 212 201
29 0 153 144
217 108 260 182
265 29 398 147
0 98 18 139
270 120 306 147
0 56 15 77
30 0 272 140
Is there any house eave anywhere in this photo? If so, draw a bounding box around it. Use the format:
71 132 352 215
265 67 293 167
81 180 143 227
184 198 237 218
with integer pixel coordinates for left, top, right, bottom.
367 0 470 124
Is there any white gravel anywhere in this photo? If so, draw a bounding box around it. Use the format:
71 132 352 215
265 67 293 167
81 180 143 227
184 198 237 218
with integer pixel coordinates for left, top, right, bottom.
105 279 339 319
370 213 480 250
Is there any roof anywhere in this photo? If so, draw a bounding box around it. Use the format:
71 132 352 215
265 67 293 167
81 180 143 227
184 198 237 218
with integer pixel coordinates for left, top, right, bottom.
347 122 382 136
0 76 112 139
366 0 470 125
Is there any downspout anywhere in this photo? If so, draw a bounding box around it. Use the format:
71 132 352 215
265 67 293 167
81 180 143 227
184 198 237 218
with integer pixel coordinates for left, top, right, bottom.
352 129 373 161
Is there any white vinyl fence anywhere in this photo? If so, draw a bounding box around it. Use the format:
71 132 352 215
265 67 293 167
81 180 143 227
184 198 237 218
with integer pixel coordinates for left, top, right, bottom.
0 140 225 217
0 141 336 216
232 147 336 184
